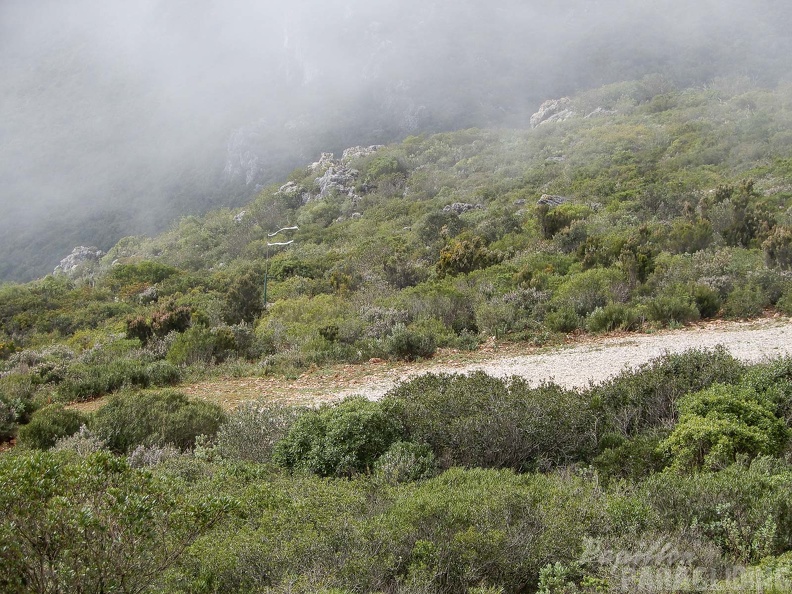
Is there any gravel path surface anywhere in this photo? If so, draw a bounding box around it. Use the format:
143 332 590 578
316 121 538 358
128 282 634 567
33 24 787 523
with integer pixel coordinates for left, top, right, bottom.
174 317 792 409
333 317 792 400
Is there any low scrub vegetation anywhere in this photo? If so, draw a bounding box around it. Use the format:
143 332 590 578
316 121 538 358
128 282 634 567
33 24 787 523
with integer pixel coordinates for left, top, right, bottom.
2 348 792 592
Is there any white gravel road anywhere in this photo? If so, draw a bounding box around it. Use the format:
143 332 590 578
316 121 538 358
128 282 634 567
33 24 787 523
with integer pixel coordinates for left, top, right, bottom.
340 318 792 399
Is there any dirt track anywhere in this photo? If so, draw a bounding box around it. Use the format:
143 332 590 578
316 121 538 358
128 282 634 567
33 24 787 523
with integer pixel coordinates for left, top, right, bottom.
183 316 792 409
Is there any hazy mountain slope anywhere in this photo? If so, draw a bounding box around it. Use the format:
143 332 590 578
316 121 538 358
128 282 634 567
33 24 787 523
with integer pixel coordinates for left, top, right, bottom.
2 0 792 280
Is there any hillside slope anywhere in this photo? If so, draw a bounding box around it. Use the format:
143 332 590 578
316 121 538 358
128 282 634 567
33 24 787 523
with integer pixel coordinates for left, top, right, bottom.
3 78 792 440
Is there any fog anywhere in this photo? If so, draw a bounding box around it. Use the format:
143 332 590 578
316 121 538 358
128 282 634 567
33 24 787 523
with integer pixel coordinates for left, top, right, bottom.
1 0 790 280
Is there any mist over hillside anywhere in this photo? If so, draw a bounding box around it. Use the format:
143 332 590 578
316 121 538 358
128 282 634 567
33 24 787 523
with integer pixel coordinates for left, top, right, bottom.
1 0 791 281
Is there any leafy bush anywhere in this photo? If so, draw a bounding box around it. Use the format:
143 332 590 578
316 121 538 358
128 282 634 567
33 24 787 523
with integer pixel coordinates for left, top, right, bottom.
763 225 792 270
92 389 226 454
723 282 768 318
590 346 745 437
436 236 503 277
545 306 581 333
659 384 789 471
0 451 234 594
166 325 231 365
16 404 88 450
374 441 437 484
382 372 597 471
692 283 722 318
384 323 437 361
273 396 404 477
586 303 641 332
215 402 304 463
645 289 700 325
56 358 181 402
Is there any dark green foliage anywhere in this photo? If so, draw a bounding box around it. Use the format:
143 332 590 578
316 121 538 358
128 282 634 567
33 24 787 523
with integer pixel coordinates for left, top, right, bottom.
641 459 792 564
374 441 437 483
214 402 304 463
224 270 263 324
16 404 88 450
692 283 722 318
56 359 181 402
645 292 700 325
167 325 241 365
545 306 582 333
382 372 597 471
92 389 226 454
273 396 403 477
660 384 789 471
0 451 234 594
593 430 669 482
763 225 792 270
537 203 590 239
0 373 38 441
436 236 502 277
667 218 714 254
589 346 745 437
125 302 192 344
586 303 641 332
106 260 179 290
723 282 768 318
384 323 437 360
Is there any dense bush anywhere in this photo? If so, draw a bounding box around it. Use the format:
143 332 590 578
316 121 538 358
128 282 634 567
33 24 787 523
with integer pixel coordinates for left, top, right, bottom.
56 358 181 402
384 323 437 360
215 401 304 463
92 389 226 454
660 384 789 471
0 451 234 594
589 346 745 437
16 404 88 450
273 396 404 477
382 372 597 470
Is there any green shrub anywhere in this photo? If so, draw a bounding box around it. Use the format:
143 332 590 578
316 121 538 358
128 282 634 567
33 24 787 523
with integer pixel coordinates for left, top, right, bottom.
645 291 700 325
545 307 581 333
552 268 627 317
382 372 597 471
660 384 788 471
641 458 792 563
56 359 181 402
0 450 233 594
374 441 437 484
586 303 641 333
692 283 722 318
763 226 792 270
17 404 88 450
215 402 304 463
590 346 745 437
0 373 38 441
384 323 437 361
723 282 768 318
537 203 591 239
166 326 218 365
273 396 404 477
592 430 670 482
92 389 226 454
435 236 503 277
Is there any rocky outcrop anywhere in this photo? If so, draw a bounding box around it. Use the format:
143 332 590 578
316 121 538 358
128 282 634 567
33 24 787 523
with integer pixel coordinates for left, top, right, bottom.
341 145 384 163
443 202 483 214
530 98 576 128
276 181 312 205
54 246 105 276
307 146 382 202
537 195 570 207
310 152 336 173
316 165 359 200
585 107 617 119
